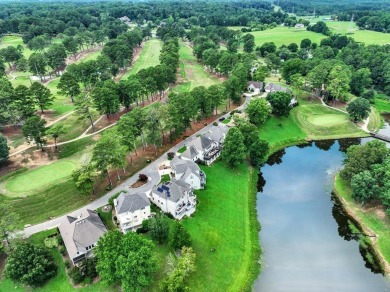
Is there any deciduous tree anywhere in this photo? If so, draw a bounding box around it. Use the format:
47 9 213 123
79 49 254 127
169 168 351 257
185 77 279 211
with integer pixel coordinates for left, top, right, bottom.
346 97 371 122
245 98 271 125
22 116 47 150
222 127 246 168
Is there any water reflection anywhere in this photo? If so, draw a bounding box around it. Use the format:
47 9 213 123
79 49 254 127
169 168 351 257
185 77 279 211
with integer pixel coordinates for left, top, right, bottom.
254 141 390 291
314 140 335 151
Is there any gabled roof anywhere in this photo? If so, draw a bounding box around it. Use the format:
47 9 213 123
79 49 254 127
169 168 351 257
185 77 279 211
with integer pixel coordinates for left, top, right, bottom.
59 210 107 261
265 83 291 93
181 167 200 182
204 125 228 144
115 192 150 214
248 81 263 89
171 156 200 175
152 179 191 202
181 146 199 160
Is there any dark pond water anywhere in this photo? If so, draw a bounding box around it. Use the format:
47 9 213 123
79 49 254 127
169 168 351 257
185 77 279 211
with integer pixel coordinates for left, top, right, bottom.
254 139 390 292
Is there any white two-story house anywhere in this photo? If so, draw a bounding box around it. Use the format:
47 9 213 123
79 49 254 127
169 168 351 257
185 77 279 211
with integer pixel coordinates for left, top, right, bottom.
170 156 206 189
181 135 221 165
114 192 151 233
150 179 196 220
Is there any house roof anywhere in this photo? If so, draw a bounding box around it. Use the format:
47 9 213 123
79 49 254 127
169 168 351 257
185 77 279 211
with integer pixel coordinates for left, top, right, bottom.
204 125 228 144
152 179 191 202
181 167 200 182
115 192 150 214
248 81 263 89
171 156 200 174
59 210 107 261
181 146 199 160
265 83 291 93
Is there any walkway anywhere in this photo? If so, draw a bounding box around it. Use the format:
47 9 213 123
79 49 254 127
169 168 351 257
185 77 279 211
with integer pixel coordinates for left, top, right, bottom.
22 95 252 237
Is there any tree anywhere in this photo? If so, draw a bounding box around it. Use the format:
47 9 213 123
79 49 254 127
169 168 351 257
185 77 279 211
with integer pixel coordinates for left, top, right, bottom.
191 86 212 117
266 91 293 117
28 53 47 81
145 108 163 156
224 76 242 105
287 43 298 52
0 204 20 246
47 124 66 148
45 44 67 74
300 38 312 49
150 214 170 244
160 247 196 292
207 84 225 115
235 118 259 147
74 93 96 131
30 82 54 113
281 58 304 83
58 72 81 103
22 116 47 150
340 140 389 181
0 133 9 165
92 81 120 119
290 73 305 98
249 139 269 166
351 170 379 204
92 130 126 185
243 34 255 53
258 42 276 57
265 53 281 76
169 221 191 250
5 241 57 287
96 230 157 291
350 68 372 96
222 127 246 168
245 98 271 125
12 85 36 121
327 65 352 102
347 97 371 122
72 160 97 195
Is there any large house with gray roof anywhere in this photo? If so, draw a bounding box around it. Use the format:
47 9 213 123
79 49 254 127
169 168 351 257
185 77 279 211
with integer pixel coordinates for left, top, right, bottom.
149 179 196 220
181 133 223 165
114 192 151 233
264 83 291 93
170 156 206 189
59 209 107 265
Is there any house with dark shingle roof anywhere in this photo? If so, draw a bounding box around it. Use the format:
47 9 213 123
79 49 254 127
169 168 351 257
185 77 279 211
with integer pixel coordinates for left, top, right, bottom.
114 192 151 233
59 209 107 264
150 179 196 220
170 156 206 189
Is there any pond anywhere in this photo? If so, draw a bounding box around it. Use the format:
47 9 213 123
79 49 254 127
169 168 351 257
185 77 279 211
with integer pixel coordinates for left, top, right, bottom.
254 139 390 291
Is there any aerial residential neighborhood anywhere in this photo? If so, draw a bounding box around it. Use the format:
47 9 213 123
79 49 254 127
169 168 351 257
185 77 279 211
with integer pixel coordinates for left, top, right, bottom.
0 0 390 291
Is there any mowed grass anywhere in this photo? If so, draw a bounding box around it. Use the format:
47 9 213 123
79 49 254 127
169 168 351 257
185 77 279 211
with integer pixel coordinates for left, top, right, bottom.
5 161 77 195
0 35 34 58
173 42 220 92
46 78 75 115
73 48 103 64
334 175 390 264
374 99 390 114
120 38 162 80
326 21 390 45
183 162 254 291
250 26 325 47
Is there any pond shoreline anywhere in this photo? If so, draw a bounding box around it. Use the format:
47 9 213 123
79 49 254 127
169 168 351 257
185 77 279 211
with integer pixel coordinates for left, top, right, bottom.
333 174 390 277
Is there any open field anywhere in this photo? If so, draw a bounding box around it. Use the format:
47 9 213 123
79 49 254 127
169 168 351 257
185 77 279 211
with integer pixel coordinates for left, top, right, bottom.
326 21 390 45
250 26 325 47
183 162 258 291
259 98 366 151
4 161 77 195
0 35 34 58
73 48 103 64
334 175 390 266
174 42 221 92
374 99 390 114
120 38 162 80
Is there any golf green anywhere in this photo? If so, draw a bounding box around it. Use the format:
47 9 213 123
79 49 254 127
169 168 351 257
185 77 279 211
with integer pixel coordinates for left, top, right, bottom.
6 161 77 194
307 114 347 126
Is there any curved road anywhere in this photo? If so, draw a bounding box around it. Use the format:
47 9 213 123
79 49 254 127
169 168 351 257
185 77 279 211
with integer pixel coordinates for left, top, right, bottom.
22 94 255 237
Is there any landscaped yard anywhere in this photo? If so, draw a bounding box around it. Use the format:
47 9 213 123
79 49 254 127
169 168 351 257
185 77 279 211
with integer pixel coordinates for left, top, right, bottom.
182 162 258 291
120 38 163 80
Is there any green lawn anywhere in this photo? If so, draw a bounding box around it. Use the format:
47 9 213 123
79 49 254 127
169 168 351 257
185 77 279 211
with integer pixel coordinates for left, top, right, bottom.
0 35 34 59
73 48 103 64
173 42 221 92
120 38 162 80
334 175 390 265
250 26 326 47
183 162 259 291
4 161 77 196
326 21 390 45
46 78 75 116
374 99 390 114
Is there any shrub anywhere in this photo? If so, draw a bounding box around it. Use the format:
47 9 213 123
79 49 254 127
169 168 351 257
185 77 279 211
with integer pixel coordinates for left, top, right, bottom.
169 221 191 250
212 122 218 126
59 245 67 256
44 236 59 249
64 260 71 269
108 191 124 206
167 152 175 160
68 266 83 285
139 174 148 181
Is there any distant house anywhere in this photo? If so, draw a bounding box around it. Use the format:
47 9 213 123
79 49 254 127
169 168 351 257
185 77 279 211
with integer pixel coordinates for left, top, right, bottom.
295 23 305 29
59 210 107 265
114 192 151 233
265 83 291 93
150 180 196 220
119 16 131 23
170 156 206 189
247 81 263 94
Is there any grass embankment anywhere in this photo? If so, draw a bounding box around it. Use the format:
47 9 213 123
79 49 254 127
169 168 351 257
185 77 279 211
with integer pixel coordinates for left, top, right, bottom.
334 174 390 274
259 98 367 152
0 229 116 292
120 38 162 80
173 42 221 93
182 162 260 291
